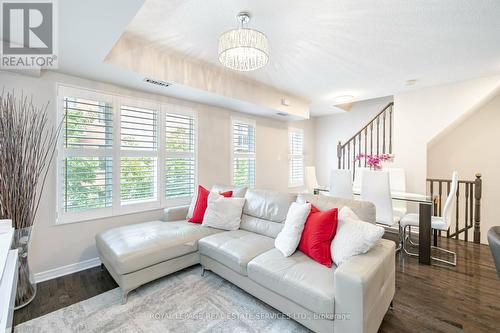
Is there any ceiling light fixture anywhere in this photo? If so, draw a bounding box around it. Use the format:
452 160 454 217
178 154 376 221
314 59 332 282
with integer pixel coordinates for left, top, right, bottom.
218 12 269 72
334 95 354 104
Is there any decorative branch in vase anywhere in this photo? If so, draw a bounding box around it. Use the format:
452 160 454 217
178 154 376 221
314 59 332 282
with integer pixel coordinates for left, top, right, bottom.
354 153 394 170
0 90 62 309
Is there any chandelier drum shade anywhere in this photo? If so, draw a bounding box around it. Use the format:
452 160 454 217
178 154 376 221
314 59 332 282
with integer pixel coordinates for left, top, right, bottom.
218 12 269 72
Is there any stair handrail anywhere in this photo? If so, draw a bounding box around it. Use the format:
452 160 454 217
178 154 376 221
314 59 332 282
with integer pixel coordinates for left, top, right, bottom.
338 101 394 151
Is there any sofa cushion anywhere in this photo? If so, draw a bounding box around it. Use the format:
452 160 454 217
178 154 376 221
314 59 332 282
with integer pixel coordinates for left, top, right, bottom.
247 248 335 317
243 189 296 223
297 193 376 224
239 214 283 238
240 189 296 238
198 230 274 276
96 221 221 275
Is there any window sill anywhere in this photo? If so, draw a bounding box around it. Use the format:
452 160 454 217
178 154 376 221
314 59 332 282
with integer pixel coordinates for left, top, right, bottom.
56 196 191 225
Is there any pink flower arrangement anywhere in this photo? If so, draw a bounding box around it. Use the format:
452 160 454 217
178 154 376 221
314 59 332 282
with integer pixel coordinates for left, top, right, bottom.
354 153 394 170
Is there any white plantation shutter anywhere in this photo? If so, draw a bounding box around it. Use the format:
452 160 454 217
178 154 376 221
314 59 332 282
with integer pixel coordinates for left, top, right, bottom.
58 87 198 223
165 113 196 198
120 105 158 204
121 105 157 150
232 119 256 187
62 97 113 213
289 128 304 187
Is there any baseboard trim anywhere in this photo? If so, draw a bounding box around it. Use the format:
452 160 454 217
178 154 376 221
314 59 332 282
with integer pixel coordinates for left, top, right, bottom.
34 257 102 283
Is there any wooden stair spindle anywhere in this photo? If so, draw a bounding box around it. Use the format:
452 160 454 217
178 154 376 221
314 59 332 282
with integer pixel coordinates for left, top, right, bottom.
383 111 386 154
474 173 482 243
364 128 367 167
389 105 393 154
464 183 469 242
337 141 342 169
376 116 380 155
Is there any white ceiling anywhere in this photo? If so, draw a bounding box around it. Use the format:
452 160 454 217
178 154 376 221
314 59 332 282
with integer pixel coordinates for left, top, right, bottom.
125 0 500 115
47 0 500 118
50 0 311 120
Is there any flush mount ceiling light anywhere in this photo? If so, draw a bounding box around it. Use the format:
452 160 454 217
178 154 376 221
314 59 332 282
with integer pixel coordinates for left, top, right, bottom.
218 12 269 72
405 79 418 86
334 95 355 104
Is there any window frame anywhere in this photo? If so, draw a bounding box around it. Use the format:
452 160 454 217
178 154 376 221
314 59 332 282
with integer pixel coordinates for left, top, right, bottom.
56 85 198 224
57 86 116 224
163 104 198 207
117 97 161 215
288 127 304 188
230 117 256 188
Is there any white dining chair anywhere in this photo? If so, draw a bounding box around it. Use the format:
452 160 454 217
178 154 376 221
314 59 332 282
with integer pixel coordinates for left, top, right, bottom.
304 166 319 194
400 171 459 266
387 168 407 219
329 169 353 199
353 167 367 192
360 170 400 227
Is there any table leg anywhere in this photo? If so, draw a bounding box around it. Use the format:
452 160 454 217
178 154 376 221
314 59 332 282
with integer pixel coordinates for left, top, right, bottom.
419 203 432 264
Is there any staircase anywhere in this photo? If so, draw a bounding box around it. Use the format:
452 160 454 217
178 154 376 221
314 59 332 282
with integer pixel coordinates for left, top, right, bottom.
336 102 394 179
336 101 482 244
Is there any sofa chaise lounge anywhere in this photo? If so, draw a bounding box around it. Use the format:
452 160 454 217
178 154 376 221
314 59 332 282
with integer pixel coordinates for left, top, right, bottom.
96 188 395 333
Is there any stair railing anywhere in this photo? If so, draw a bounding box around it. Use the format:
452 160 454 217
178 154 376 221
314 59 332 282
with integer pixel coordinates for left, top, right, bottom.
427 174 482 244
337 102 394 179
335 100 482 244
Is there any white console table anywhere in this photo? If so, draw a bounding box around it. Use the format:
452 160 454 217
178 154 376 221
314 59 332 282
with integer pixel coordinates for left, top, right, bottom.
0 229 18 333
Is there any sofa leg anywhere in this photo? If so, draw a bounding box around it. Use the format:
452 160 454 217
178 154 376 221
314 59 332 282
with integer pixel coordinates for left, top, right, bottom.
389 300 394 311
201 266 206 277
121 291 129 305
100 263 104 270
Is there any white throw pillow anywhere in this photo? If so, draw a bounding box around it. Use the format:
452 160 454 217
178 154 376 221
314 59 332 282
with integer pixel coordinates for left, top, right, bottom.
202 192 246 231
211 185 248 198
275 202 312 257
331 206 384 266
187 192 197 219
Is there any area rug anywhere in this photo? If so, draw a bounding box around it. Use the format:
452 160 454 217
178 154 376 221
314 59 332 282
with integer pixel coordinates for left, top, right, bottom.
15 266 310 333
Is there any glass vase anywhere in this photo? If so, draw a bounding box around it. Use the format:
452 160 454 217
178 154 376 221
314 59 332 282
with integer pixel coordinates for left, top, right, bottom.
12 227 37 309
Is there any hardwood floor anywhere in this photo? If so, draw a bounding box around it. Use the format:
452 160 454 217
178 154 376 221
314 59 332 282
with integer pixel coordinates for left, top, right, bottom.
380 235 500 333
14 236 500 332
13 264 117 326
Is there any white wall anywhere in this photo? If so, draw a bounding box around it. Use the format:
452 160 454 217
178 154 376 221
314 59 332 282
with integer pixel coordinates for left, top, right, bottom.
314 96 393 185
0 70 315 275
428 91 500 244
393 75 500 193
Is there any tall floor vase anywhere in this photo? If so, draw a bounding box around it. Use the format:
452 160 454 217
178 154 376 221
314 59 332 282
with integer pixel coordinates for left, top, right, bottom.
12 227 36 309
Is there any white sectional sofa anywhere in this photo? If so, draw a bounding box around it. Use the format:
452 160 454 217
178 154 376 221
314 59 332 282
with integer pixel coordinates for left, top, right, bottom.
96 188 395 333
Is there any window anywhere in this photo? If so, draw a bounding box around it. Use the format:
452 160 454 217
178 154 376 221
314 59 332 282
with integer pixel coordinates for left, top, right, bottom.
289 128 304 187
57 86 197 223
232 118 255 187
165 111 196 199
61 94 114 219
120 104 158 205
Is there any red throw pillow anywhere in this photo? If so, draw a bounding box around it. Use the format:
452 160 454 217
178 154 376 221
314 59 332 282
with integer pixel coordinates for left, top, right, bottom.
188 186 233 223
298 204 338 267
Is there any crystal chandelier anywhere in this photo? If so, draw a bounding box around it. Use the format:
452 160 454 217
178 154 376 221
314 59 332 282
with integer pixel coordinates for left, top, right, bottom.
218 12 269 72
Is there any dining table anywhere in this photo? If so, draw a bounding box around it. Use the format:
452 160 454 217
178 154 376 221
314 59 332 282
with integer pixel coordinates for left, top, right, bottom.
314 187 434 265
